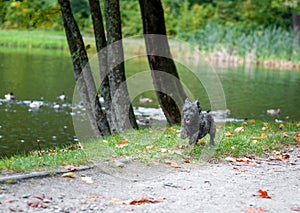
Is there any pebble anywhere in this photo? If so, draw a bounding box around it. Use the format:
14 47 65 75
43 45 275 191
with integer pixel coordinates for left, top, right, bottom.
43 198 52 203
21 194 31 198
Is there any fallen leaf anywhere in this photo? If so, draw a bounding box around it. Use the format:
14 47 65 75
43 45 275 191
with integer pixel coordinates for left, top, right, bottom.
145 144 157 150
199 139 206 144
83 194 103 202
63 165 77 171
109 197 165 205
236 157 252 163
225 156 236 162
243 207 267 213
62 172 76 178
234 126 244 133
164 160 181 168
278 123 284 130
8 208 24 212
115 140 129 148
257 189 272 199
170 163 181 168
283 132 289 138
294 134 300 142
102 140 108 144
183 159 190 163
81 176 93 184
225 132 234 137
129 197 165 205
271 151 290 162
27 200 47 208
249 119 256 123
291 207 300 211
4 199 15 203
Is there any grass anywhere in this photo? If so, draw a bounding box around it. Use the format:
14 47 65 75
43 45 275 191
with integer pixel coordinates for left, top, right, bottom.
186 23 300 66
1 120 299 172
0 29 68 49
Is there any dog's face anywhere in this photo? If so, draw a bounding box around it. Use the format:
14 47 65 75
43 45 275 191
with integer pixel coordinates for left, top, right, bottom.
182 98 200 125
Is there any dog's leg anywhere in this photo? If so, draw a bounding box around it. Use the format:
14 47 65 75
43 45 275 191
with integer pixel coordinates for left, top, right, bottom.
189 131 199 145
180 127 188 139
209 121 216 146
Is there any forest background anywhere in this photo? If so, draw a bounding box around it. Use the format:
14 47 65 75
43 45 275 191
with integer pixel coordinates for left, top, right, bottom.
1 0 300 67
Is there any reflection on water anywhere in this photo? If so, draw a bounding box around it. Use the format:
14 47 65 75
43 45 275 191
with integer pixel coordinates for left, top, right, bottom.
0 47 300 157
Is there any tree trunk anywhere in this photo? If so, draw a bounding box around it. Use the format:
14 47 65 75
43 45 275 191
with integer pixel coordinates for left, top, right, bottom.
88 0 114 131
139 0 187 124
292 13 300 47
104 0 138 132
58 0 111 137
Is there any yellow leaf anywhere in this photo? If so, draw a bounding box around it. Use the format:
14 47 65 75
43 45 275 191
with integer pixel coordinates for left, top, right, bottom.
102 140 108 144
225 132 234 137
145 144 157 150
278 124 284 130
234 127 244 133
294 134 300 142
62 172 76 178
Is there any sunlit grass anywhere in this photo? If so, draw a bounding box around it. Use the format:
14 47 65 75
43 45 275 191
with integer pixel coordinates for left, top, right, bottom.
0 120 299 172
0 29 68 49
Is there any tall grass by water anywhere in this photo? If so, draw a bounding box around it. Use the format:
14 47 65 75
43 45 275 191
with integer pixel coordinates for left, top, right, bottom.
184 23 300 69
1 25 300 69
0 30 68 49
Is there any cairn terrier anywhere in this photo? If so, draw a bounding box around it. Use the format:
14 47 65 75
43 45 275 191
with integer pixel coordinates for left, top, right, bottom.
180 98 216 145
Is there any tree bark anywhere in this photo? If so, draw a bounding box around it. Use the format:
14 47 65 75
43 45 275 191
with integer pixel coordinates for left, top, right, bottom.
58 0 111 137
139 0 187 124
88 0 114 131
292 13 300 47
104 0 138 132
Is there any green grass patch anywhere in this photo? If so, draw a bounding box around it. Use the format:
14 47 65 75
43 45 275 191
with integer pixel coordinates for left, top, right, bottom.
0 29 68 49
0 120 299 172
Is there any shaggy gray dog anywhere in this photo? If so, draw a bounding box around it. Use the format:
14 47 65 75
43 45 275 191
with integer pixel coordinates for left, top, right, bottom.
180 98 216 145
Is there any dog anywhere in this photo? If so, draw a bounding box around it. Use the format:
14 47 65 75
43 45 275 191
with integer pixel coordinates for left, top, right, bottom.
180 98 216 146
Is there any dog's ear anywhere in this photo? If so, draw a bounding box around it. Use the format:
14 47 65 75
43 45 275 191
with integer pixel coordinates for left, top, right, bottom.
185 98 190 103
195 100 200 107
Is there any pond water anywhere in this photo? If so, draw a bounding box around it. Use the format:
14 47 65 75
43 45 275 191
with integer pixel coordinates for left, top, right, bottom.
0 47 300 157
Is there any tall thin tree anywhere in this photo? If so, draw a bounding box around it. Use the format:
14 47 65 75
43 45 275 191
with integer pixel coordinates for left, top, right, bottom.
104 0 138 131
139 0 187 124
58 0 111 136
88 0 114 131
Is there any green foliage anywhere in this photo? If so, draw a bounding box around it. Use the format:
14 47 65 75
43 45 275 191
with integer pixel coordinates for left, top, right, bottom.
1 0 62 29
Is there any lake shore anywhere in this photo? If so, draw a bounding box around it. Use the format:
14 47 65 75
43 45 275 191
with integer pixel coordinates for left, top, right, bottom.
0 29 299 70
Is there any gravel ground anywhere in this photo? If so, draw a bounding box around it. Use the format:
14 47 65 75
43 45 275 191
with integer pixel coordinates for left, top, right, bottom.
0 147 299 213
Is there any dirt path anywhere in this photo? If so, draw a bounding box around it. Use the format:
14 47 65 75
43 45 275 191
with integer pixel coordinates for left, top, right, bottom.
0 148 299 213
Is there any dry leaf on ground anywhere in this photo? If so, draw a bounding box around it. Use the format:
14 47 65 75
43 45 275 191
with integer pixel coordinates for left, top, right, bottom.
243 207 267 213
27 200 47 208
63 165 77 171
62 172 76 178
115 140 129 148
257 189 272 199
109 197 165 205
234 126 244 133
225 132 234 137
